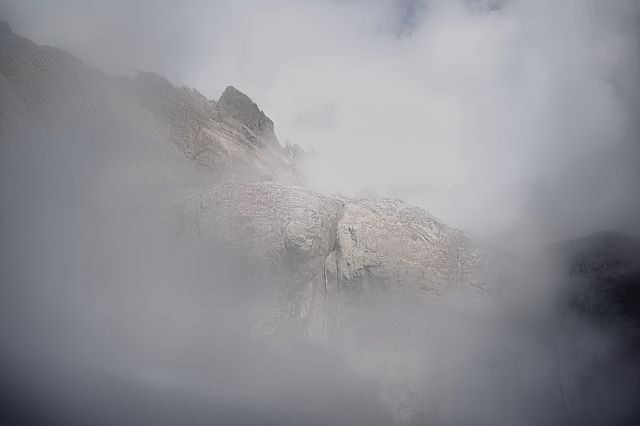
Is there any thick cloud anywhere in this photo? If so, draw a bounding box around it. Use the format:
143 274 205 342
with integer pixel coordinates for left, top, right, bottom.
2 0 639 241
1 2 640 424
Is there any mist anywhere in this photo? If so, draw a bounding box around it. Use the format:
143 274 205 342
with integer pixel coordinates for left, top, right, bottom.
0 106 393 425
4 0 639 242
1 1 640 425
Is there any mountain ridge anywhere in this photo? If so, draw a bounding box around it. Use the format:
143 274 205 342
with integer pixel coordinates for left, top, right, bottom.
0 20 299 183
2 20 640 425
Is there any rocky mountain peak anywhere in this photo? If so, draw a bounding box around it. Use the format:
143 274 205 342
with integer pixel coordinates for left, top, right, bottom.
218 85 276 139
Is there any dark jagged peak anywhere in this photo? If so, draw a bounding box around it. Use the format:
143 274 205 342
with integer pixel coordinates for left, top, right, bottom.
218 86 266 120
218 85 276 141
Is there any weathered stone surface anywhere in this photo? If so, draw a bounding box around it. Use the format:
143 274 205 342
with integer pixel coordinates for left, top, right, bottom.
181 181 343 336
217 85 279 149
335 198 490 300
181 181 496 338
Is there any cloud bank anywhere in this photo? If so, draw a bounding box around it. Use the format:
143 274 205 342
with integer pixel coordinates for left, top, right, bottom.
3 0 639 242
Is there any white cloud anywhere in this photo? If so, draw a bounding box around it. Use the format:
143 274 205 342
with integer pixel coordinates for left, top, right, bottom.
2 0 639 241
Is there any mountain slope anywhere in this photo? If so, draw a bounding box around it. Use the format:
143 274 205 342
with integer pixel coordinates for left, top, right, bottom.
0 21 298 183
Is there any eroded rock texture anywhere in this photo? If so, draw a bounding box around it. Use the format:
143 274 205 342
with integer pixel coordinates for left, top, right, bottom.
336 199 489 299
181 181 342 337
181 181 495 339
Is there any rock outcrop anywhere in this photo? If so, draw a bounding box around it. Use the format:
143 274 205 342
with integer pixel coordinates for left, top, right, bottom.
217 85 279 150
181 181 496 339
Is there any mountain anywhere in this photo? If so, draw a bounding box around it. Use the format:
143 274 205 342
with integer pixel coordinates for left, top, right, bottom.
0 24 502 424
123 73 298 182
0 21 498 334
2 21 640 426
0 21 298 183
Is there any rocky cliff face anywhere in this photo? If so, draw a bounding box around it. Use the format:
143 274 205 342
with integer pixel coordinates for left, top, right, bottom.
180 181 496 339
217 85 280 150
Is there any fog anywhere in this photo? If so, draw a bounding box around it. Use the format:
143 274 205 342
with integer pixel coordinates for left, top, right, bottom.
0 112 394 425
1 1 640 425
3 0 639 243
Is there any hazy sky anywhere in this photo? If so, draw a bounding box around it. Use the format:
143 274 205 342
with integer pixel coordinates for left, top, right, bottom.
2 0 639 240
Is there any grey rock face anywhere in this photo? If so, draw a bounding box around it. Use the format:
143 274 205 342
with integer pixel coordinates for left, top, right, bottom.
217 86 279 149
0 23 299 184
125 75 298 183
180 182 498 424
181 181 495 339
181 181 343 337
335 199 490 299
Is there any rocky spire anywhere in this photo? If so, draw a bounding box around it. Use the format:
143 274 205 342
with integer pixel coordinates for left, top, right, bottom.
218 86 278 146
